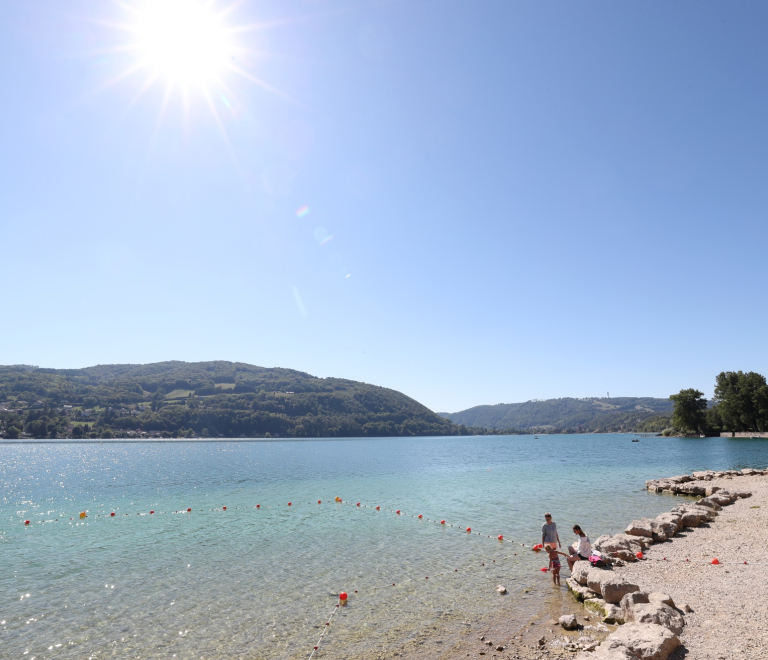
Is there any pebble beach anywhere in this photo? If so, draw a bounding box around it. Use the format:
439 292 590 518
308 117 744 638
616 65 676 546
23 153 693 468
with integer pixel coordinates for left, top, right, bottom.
615 472 768 660
427 469 768 660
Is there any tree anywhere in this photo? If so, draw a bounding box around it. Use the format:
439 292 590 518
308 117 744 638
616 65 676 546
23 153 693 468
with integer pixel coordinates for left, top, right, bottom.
5 425 20 439
670 389 707 434
714 371 768 432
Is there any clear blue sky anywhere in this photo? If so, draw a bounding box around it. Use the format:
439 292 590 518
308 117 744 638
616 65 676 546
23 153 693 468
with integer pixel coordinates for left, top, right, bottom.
2 1 767 412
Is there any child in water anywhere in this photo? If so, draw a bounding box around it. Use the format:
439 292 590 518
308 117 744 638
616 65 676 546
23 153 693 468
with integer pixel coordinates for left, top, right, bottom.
545 545 568 585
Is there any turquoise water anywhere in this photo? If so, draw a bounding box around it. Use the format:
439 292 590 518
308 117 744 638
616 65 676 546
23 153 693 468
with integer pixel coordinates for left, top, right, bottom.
2 434 766 660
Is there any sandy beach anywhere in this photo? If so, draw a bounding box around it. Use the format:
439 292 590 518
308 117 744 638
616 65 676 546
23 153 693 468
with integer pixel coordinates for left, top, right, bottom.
408 470 768 660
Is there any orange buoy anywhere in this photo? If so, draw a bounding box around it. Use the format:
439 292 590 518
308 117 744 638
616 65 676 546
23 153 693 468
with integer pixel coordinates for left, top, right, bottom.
80 511 87 519
636 552 643 560
498 535 504 541
711 558 720 565
110 512 115 517
339 591 348 605
418 514 423 519
24 520 30 525
440 519 446 525
532 544 542 552
466 527 471 533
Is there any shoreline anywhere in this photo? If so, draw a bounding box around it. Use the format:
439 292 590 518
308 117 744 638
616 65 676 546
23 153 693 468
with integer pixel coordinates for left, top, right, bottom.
427 466 767 660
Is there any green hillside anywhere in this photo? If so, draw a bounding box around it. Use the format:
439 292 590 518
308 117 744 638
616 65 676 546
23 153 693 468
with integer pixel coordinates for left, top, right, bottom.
0 361 463 439
441 397 673 433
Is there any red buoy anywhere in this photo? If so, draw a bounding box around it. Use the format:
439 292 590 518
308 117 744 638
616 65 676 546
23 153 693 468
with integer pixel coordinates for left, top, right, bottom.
150 510 154 514
418 514 423 519
711 558 720 565
187 508 191 512
110 512 115 517
540 567 548 572
466 527 471 533
24 520 30 525
288 502 291 506
256 504 260 508
744 561 748 565
440 519 446 525
356 502 360 507
318 500 321 504
636 552 643 560
498 535 503 541
396 510 401 514
222 507 226 510
339 591 348 605
376 506 380 510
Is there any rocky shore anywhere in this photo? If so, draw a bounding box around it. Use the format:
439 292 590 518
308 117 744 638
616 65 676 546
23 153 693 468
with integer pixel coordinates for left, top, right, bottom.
566 467 768 660
408 466 768 660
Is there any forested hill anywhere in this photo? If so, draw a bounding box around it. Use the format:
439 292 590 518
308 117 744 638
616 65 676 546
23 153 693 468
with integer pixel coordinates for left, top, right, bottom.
0 361 463 439
440 397 673 433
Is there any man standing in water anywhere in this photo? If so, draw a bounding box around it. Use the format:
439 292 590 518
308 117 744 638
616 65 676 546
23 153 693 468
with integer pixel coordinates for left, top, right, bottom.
541 512 560 550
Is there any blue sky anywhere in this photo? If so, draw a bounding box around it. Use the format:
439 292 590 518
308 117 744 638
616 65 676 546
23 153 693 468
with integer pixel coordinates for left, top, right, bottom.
1 0 767 412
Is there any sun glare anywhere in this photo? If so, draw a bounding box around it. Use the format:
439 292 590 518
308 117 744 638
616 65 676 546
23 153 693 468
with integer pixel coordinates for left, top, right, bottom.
135 0 230 85
95 0 294 144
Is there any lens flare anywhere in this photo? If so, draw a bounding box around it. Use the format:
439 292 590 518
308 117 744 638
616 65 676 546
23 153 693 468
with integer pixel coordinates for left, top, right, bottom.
296 205 310 217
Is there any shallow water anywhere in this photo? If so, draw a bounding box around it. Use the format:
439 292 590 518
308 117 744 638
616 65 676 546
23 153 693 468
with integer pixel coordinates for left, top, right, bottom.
2 434 766 659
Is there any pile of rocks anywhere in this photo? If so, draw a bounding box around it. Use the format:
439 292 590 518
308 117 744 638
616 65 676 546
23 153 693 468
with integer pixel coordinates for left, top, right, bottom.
645 467 764 496
563 468 760 659
591 469 759 564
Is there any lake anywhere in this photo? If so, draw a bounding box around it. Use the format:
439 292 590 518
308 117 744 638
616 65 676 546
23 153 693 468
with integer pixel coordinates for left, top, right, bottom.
2 434 766 659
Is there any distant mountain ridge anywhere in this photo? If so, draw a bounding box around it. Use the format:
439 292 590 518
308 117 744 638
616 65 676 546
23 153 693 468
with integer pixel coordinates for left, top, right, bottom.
0 361 462 439
440 397 673 433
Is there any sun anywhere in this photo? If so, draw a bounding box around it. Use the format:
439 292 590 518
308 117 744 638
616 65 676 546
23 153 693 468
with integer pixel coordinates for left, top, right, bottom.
93 0 288 143
133 0 231 86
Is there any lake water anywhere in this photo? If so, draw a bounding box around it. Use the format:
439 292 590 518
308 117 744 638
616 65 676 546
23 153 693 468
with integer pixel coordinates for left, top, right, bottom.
2 434 767 660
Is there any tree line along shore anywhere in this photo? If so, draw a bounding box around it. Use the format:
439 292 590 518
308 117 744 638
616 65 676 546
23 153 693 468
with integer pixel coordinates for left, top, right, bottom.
1 362 765 440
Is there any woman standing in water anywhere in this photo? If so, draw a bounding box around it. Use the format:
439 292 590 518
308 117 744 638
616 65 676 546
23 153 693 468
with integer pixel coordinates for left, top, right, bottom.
541 512 561 550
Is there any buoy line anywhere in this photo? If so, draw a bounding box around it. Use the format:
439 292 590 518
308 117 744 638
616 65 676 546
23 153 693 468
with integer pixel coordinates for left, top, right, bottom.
307 601 343 660
16 500 762 567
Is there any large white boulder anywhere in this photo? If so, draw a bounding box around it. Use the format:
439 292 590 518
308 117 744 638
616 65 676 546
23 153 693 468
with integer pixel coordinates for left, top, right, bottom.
603 623 681 660
625 518 654 538
571 560 591 585
627 603 685 635
587 567 612 594
594 534 639 562
601 575 640 605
